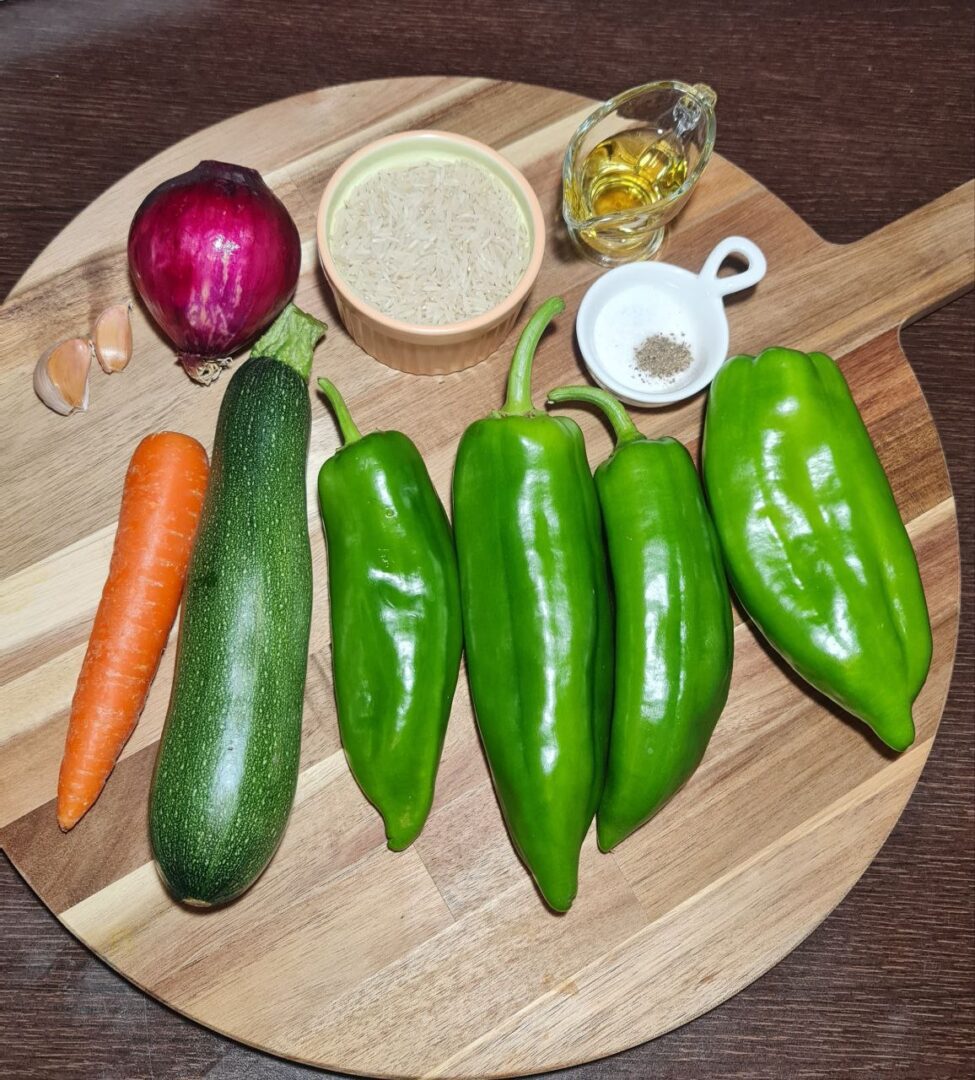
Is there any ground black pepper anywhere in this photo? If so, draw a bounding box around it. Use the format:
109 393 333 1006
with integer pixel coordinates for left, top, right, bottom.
633 333 693 381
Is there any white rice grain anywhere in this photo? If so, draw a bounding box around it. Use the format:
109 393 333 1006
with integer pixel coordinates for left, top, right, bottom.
330 159 531 325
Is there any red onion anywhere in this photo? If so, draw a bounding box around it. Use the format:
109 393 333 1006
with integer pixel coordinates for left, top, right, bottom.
128 160 301 384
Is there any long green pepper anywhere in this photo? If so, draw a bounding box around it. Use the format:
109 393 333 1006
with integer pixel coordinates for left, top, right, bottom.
317 379 463 850
548 386 733 851
703 347 931 751
452 298 613 912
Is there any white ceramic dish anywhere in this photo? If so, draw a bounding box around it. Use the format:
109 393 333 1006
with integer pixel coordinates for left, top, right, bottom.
575 236 767 406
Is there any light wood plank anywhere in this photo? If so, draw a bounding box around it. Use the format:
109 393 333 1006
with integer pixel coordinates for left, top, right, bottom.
430 744 929 1078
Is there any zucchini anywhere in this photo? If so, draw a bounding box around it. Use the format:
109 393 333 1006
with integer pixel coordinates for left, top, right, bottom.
149 305 325 906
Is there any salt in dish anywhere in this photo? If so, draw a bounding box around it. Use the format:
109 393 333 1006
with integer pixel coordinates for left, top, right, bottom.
575 236 768 407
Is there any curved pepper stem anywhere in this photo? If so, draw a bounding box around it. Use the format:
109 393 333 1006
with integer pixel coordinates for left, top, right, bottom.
500 297 566 417
547 385 643 446
318 378 362 445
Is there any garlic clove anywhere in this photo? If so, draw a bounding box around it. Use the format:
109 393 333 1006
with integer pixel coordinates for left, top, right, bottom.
34 338 92 415
93 302 133 373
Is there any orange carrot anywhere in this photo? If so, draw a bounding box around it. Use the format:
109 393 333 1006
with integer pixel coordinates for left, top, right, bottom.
57 432 209 830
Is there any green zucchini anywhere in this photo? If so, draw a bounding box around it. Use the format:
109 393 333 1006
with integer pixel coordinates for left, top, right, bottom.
149 305 325 907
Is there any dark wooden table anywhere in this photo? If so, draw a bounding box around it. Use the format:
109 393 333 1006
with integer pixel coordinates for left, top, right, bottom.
2 1 972 1077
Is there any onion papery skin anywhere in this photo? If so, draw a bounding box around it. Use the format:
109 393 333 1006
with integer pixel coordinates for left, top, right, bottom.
128 160 301 384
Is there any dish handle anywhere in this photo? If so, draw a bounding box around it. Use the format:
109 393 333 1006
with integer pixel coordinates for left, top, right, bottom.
698 236 767 299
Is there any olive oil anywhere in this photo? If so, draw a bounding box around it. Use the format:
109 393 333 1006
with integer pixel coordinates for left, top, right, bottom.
579 128 688 217
562 83 716 266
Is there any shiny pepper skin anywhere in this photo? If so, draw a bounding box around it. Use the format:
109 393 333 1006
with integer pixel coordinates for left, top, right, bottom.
317 379 463 850
702 347 931 751
452 298 613 912
548 386 733 852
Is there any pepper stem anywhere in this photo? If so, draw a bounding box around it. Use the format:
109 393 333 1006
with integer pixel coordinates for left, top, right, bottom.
500 297 566 416
250 303 327 383
547 385 643 445
317 378 362 445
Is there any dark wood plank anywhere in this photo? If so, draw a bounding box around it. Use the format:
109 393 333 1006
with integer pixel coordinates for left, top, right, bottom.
1 0 972 1077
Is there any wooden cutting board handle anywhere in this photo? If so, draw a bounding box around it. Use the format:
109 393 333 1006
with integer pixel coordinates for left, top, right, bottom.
764 180 975 359
836 179 975 329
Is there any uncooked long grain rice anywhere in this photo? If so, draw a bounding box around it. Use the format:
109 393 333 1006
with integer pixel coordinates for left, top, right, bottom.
330 159 530 325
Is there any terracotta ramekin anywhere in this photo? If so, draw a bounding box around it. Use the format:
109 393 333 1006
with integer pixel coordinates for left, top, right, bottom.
316 130 546 376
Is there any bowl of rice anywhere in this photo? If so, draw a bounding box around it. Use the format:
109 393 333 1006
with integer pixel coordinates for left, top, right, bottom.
317 130 546 375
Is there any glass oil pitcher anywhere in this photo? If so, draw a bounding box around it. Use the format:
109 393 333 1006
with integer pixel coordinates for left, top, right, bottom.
563 81 717 266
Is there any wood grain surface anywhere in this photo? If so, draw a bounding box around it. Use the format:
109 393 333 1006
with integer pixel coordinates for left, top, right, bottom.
0 4 971 1075
0 74 970 1077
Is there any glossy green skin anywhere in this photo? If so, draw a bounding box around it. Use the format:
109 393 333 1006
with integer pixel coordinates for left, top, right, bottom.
596 437 733 852
702 348 932 752
318 431 463 851
149 356 312 906
452 414 613 912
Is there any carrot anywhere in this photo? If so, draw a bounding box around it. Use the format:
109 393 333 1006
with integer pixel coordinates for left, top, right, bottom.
57 431 209 831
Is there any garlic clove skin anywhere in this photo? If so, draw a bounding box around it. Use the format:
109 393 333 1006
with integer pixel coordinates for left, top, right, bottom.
34 338 92 415
93 302 133 373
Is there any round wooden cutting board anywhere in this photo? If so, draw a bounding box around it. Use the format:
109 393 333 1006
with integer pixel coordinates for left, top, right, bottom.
0 78 971 1078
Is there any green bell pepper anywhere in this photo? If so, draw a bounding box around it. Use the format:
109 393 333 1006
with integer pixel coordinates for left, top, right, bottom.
547 385 734 851
317 379 463 850
452 298 613 912
702 347 931 752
